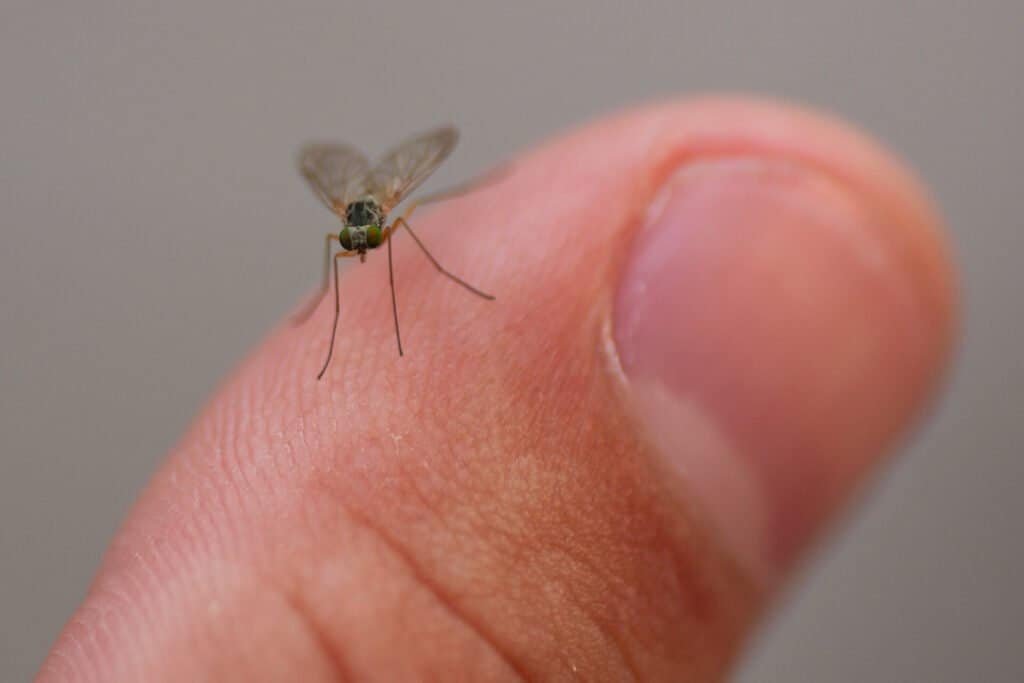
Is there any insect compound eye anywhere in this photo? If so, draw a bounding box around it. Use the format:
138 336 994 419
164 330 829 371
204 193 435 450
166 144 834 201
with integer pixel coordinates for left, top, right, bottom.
339 227 353 251
366 225 382 248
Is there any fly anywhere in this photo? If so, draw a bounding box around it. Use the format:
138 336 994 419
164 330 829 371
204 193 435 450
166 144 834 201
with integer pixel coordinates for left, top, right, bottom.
296 126 495 380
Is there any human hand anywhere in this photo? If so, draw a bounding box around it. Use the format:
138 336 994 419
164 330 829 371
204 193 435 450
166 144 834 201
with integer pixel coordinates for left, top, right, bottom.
39 98 957 682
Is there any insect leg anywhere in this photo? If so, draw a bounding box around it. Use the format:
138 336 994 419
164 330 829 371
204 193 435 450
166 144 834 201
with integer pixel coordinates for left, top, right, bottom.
321 232 338 293
390 218 494 300
386 226 404 357
293 232 339 325
316 249 359 380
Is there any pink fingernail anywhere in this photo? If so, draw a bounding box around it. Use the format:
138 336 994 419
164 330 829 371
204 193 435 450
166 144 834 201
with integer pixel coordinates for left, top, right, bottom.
615 158 929 582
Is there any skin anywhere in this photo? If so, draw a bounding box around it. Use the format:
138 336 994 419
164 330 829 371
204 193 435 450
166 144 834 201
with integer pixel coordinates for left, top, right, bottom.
39 97 958 682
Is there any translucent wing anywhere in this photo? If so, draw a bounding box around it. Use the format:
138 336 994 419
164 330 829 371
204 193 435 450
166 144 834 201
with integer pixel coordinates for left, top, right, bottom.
368 126 458 209
297 144 371 213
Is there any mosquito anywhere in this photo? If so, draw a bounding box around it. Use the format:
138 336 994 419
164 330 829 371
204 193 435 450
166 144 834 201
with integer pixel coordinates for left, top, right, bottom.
296 125 495 380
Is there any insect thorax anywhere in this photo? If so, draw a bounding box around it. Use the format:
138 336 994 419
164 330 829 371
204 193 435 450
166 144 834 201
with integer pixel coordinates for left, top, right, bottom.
345 197 384 228
340 197 384 252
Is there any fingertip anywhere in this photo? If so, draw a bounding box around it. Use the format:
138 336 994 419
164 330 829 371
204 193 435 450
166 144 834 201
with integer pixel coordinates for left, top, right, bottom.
40 97 960 682
586 97 958 579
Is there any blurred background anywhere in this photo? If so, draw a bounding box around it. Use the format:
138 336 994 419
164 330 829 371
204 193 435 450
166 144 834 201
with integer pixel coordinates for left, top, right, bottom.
1 1 1020 680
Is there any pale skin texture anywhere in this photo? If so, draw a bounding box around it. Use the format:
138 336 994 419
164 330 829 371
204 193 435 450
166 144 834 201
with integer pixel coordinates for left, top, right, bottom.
39 98 958 682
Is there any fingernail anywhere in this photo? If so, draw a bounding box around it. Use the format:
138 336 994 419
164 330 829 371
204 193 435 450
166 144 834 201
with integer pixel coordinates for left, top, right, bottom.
615 158 931 583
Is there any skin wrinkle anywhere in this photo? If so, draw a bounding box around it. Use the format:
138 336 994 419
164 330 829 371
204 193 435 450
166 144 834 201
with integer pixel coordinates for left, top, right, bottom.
95 550 347 681
40 647 76 682
97 589 147 675
389 445 447 527
120 555 162 634
105 572 159 672
538 539 643 681
196 461 243 562
72 611 102 681
275 581 356 683
81 431 277 678
299 483 530 682
191 574 347 683
465 462 640 679
61 601 122 681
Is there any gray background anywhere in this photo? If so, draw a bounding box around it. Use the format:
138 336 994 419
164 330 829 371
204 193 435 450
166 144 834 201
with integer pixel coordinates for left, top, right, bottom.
1 1 1020 680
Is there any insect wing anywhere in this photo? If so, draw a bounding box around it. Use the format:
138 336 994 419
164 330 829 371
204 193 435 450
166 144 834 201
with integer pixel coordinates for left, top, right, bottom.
298 144 371 213
369 126 458 209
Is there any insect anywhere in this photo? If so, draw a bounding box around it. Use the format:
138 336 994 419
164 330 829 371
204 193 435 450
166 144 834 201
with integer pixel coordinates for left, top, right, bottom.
297 125 495 380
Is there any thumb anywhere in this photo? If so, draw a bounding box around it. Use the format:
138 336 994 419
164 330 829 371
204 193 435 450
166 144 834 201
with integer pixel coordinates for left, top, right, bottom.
41 98 956 682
